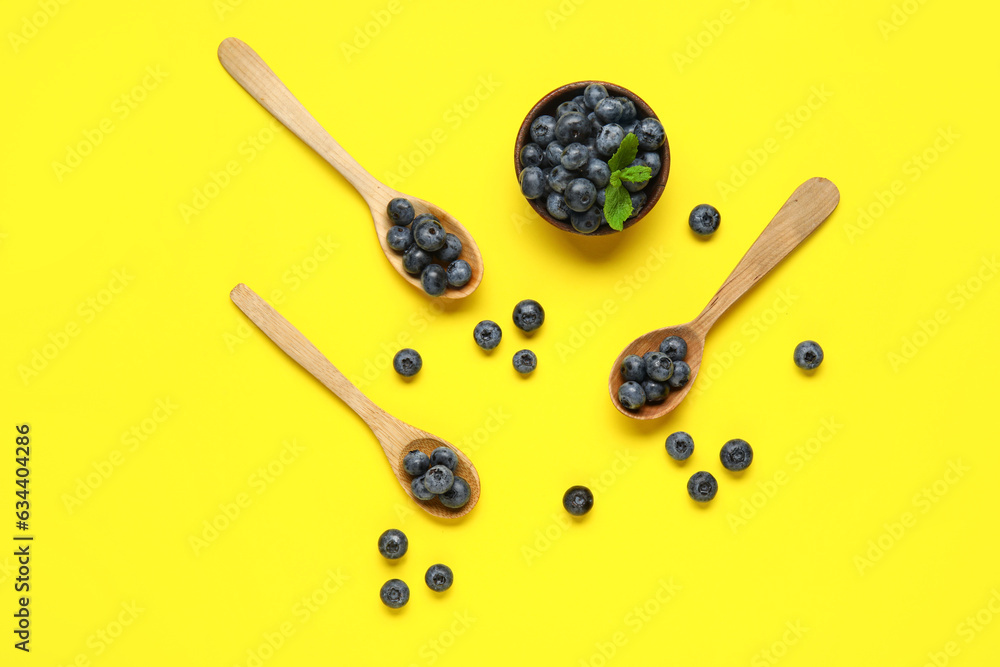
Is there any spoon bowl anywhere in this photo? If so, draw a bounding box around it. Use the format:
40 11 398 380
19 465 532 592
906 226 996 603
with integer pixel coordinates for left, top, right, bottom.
218 37 483 299
610 177 840 419
230 283 480 518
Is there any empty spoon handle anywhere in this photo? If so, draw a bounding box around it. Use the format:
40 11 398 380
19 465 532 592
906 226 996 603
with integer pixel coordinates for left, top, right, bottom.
230 283 383 420
217 37 384 199
693 177 840 333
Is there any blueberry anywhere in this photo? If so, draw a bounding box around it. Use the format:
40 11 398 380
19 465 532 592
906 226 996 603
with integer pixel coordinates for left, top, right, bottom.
430 446 458 471
520 166 547 199
634 117 665 150
411 213 438 233
403 450 430 476
583 159 611 188
440 476 471 508
620 354 646 382
623 159 650 193
665 432 694 461
421 264 447 297
570 207 603 234
564 178 597 212
554 112 591 144
512 299 544 333
386 225 413 252
587 112 603 136
572 94 587 108
645 351 674 382
563 485 594 516
547 165 575 194
618 381 646 410
425 564 454 592
557 100 585 118
414 219 446 252
561 143 589 171
520 142 544 168
720 439 753 471
380 579 409 608
446 260 472 287
530 115 557 146
642 380 667 403
544 141 565 168
436 233 462 263
473 320 502 350
621 120 638 136
794 341 824 370
666 360 690 389
659 335 687 361
594 97 624 124
616 97 637 124
512 349 537 374
423 465 454 494
628 191 647 218
596 187 607 208
393 348 422 377
595 123 625 156
689 204 721 236
583 83 609 110
387 198 415 226
687 471 718 502
411 475 436 501
377 529 408 559
639 151 662 178
402 245 432 275
546 192 571 221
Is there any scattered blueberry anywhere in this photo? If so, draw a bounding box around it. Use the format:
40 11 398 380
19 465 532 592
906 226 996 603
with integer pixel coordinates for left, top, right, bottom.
403 450 430 476
380 579 410 608
560 143 589 171
666 360 690 389
554 111 590 144
720 439 753 471
423 465 454 495
436 233 463 263
473 320 502 350
620 354 646 382
414 219 446 252
402 245 432 275
642 380 667 403
387 198 415 226
644 351 674 382
563 485 594 516
420 264 447 297
564 178 597 212
687 471 718 502
512 299 545 333
440 476 471 508
512 349 537 374
386 225 413 252
618 381 646 410
430 446 458 471
689 204 721 236
583 83 609 110
425 564 454 592
546 192 571 220
446 260 472 287
393 349 422 377
570 207 602 234
634 117 666 151
411 475 436 501
520 166 547 200
794 341 824 370
530 115 557 146
377 529 408 560
520 142 544 168
659 335 687 361
665 432 694 461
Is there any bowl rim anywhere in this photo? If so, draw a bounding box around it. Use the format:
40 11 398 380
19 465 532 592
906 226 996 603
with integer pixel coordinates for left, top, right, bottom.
514 80 670 236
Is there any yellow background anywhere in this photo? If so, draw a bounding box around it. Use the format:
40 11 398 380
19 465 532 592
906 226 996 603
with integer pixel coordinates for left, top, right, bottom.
3 0 999 664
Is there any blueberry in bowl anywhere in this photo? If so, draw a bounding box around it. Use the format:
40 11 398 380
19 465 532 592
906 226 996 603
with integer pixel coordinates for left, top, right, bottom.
515 81 670 236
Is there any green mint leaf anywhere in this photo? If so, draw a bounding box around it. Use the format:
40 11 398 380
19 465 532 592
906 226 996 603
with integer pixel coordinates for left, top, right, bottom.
607 133 639 173
603 184 632 231
618 165 651 183
610 171 622 189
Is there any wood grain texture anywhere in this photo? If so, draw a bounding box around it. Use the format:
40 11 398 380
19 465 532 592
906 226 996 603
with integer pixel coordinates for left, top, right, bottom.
217 37 483 299
230 283 480 518
609 177 840 419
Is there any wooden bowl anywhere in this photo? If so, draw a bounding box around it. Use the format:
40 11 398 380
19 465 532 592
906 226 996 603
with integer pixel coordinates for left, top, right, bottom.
514 81 670 236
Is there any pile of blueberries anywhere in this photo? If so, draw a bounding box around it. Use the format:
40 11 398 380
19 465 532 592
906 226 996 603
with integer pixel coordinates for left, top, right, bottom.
518 83 666 234
664 432 754 503
617 335 692 410
402 446 472 509
384 197 473 296
473 299 544 374
377 528 454 609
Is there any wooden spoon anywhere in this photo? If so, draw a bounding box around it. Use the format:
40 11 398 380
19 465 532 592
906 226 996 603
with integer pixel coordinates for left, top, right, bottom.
230 283 480 518
218 37 483 299
609 177 840 419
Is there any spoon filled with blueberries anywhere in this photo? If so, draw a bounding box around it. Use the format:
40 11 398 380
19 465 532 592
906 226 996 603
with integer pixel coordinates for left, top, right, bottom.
609 177 840 419
218 38 483 299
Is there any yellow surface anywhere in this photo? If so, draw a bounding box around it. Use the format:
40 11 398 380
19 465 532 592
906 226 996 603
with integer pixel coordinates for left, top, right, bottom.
3 0 999 664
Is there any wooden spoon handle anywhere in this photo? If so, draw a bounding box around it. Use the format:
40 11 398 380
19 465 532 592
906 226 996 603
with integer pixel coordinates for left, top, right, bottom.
693 177 840 333
230 283 384 422
217 37 386 202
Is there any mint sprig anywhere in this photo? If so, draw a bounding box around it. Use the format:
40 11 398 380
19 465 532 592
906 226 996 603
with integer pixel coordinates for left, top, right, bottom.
603 133 652 231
